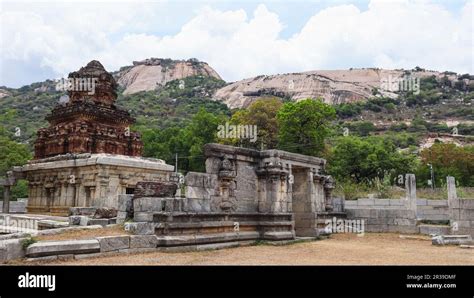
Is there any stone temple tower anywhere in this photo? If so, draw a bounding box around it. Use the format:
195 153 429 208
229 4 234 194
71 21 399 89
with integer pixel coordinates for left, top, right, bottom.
34 60 143 159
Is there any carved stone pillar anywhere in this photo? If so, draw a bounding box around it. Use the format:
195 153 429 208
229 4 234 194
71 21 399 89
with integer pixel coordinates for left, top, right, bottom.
2 185 11 213
257 161 289 213
216 156 237 212
323 175 335 212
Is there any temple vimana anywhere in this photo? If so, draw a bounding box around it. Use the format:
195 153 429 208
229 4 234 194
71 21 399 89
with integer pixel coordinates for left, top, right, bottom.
34 60 143 158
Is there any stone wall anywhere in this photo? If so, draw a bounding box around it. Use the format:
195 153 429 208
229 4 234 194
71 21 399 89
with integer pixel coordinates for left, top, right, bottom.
185 144 335 237
0 199 27 213
344 175 473 236
416 199 449 222
450 199 474 237
184 172 216 213
345 199 417 233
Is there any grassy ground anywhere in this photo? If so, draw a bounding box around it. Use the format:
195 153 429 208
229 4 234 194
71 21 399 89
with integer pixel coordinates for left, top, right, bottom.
18 233 473 266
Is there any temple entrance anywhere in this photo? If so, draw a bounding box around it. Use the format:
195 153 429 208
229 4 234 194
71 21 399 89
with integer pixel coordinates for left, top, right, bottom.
291 167 318 237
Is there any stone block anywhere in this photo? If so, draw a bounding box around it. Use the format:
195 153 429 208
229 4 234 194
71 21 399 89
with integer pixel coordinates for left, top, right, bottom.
130 235 158 249
366 217 388 225
344 200 357 206
460 199 474 209
186 198 209 212
118 194 133 212
118 248 157 254
134 181 177 198
186 186 211 200
134 212 154 222
196 242 241 251
262 231 295 241
93 207 118 219
374 199 390 206
387 225 418 234
389 199 404 206
97 235 130 252
124 222 155 235
427 200 448 206
432 235 472 246
69 215 88 226
452 220 471 228
357 199 375 206
419 225 451 236
346 208 371 218
393 218 416 226
116 211 128 224
26 239 100 257
157 235 195 246
69 207 97 216
87 218 109 227
37 220 69 229
0 238 26 261
184 172 205 187
416 199 427 206
80 216 90 226
459 209 474 220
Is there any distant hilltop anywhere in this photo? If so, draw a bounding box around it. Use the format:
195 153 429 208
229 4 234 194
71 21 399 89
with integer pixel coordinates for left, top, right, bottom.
112 58 471 109
113 58 222 95
2 58 472 111
213 68 471 109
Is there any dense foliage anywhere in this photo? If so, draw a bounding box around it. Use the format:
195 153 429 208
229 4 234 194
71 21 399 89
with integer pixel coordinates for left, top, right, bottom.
327 136 417 184
277 99 336 156
416 143 474 187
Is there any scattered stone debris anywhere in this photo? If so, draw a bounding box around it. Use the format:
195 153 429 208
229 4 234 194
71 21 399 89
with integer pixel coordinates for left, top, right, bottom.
431 235 472 246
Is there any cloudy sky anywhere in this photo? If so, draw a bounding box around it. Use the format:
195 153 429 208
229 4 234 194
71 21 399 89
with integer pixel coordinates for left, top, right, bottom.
0 0 472 87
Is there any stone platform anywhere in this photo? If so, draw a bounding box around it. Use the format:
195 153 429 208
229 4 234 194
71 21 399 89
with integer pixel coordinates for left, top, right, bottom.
17 153 174 216
126 212 295 246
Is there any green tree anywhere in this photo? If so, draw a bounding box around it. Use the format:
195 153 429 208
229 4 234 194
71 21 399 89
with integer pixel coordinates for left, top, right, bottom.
227 97 282 149
138 108 226 173
327 136 416 184
277 99 336 156
417 143 474 187
0 122 32 199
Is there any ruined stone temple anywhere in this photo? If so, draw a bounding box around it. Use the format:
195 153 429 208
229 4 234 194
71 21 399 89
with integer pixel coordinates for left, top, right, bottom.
16 61 174 215
123 143 340 241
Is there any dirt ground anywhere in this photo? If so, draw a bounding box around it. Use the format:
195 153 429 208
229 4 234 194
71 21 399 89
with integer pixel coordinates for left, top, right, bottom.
21 233 473 265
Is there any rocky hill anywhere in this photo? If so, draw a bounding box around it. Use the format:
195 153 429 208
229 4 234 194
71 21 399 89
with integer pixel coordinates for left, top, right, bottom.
213 68 465 109
114 58 222 95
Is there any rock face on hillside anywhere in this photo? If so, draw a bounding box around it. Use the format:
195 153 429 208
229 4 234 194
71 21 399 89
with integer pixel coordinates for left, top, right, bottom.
0 88 10 99
213 68 452 109
115 58 222 95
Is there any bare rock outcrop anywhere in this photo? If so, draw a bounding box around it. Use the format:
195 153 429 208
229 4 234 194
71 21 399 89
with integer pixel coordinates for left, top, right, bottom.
213 68 451 109
115 58 222 95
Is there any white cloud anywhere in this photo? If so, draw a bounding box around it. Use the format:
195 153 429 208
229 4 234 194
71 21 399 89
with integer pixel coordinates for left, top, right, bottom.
1 0 472 86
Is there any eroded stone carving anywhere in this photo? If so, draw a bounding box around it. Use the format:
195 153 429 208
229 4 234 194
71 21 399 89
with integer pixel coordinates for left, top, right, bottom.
34 60 143 159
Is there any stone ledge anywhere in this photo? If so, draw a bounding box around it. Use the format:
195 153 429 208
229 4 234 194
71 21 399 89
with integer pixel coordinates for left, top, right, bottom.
26 239 100 257
130 235 158 249
262 231 295 241
97 235 130 252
